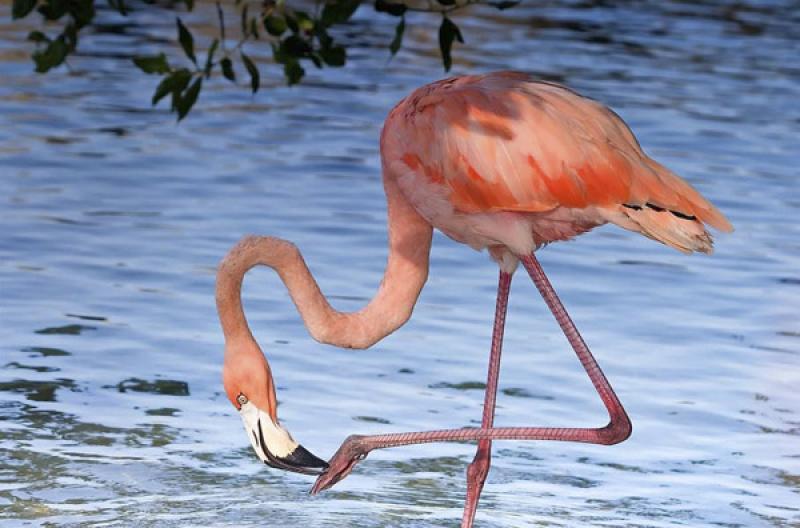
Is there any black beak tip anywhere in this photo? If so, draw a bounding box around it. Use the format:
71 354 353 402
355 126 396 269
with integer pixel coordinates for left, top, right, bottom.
288 443 329 473
265 444 329 476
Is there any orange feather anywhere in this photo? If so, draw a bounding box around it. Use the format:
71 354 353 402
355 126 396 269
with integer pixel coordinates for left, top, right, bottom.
386 72 732 234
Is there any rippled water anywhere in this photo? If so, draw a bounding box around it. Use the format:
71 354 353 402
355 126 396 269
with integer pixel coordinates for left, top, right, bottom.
1 1 799 526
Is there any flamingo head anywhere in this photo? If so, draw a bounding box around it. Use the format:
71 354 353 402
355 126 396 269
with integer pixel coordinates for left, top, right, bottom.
223 338 328 475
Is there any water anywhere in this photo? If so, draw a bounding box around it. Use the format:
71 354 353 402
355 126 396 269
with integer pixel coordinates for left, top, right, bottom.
1 1 798 526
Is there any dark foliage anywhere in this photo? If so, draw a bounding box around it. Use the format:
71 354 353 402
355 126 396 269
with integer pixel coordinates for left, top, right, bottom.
11 0 518 120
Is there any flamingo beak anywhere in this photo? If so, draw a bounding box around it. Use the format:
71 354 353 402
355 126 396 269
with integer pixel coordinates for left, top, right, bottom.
237 396 328 476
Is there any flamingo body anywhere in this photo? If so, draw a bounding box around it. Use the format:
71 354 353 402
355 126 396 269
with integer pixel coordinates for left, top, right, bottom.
381 72 732 268
216 71 733 527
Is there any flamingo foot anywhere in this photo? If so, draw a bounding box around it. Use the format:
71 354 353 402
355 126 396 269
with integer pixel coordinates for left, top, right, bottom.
310 434 370 495
462 440 492 528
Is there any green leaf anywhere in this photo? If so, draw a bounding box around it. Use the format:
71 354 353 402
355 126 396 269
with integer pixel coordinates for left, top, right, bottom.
284 60 305 85
389 16 404 56
204 39 218 76
283 35 311 57
249 18 259 39
176 77 202 121
171 88 182 111
374 0 406 17
240 4 249 35
320 45 345 66
285 12 298 33
63 21 78 50
294 11 314 31
321 0 361 27
107 0 128 16
241 51 260 93
272 42 287 64
12 0 38 19
133 53 170 74
264 15 287 36
488 0 519 8
315 23 332 48
220 57 235 82
438 16 463 72
32 37 68 73
27 31 50 44
176 17 196 64
69 0 95 28
151 69 191 106
37 0 69 20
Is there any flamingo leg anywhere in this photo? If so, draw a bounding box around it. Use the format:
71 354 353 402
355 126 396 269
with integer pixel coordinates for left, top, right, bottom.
462 270 511 528
518 254 631 429
312 253 632 523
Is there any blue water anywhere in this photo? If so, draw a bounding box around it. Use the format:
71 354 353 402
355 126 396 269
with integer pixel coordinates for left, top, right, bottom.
1 1 798 526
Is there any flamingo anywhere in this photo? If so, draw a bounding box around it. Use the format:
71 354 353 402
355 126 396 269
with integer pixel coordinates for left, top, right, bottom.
216 71 732 527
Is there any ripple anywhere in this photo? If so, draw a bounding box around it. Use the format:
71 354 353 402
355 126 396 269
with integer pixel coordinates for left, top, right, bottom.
145 407 181 417
4 362 60 373
501 387 554 400
353 415 392 424
21 346 71 357
109 378 190 396
65 313 108 321
0 378 79 401
83 210 160 217
34 324 96 335
429 381 486 391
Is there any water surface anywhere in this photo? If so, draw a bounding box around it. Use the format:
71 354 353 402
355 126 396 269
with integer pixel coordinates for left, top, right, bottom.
1 1 799 526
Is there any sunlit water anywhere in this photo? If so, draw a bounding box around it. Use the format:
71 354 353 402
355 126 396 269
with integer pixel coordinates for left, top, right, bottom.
1 1 798 526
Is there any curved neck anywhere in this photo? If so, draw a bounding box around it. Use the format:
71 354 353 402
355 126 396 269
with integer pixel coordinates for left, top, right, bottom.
216 175 433 350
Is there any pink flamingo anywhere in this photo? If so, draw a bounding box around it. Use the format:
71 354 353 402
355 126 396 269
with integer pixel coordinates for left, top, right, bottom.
216 71 732 526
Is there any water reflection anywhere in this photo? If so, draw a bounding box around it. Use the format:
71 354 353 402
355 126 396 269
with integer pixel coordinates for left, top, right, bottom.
3 362 60 373
21 346 71 357
112 378 191 396
1 0 799 526
34 324 96 335
0 378 79 402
